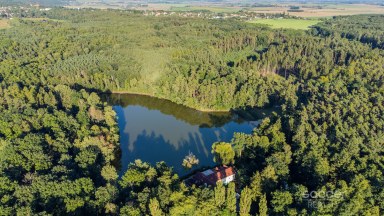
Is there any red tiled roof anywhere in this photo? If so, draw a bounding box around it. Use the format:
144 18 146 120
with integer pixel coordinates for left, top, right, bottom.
192 166 235 186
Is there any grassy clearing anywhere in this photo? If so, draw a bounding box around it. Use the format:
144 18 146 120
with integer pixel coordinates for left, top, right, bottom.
0 19 10 29
130 48 172 82
248 18 321 30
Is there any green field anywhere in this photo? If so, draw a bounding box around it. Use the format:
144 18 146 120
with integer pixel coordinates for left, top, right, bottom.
248 18 321 30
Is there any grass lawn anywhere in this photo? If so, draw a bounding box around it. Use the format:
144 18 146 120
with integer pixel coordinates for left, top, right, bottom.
248 18 321 30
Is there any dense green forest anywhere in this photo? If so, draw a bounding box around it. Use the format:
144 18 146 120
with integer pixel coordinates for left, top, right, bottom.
0 8 383 215
313 15 384 49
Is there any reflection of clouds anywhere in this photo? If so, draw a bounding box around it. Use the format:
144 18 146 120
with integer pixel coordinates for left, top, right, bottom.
188 132 209 157
213 129 222 140
122 105 208 153
116 104 254 176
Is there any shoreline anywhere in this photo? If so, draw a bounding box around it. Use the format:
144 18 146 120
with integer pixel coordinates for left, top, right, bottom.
110 90 231 113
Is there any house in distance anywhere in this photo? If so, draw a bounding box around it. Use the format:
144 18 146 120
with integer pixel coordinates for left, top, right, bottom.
185 166 235 186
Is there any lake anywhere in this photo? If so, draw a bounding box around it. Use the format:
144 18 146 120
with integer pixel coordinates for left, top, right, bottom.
105 94 262 176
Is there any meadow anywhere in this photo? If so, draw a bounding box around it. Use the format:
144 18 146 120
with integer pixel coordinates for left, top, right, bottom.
248 18 321 30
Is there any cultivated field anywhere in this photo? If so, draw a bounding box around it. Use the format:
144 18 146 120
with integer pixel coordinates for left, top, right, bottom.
248 18 321 30
247 4 384 18
143 3 384 18
65 2 384 18
169 5 241 13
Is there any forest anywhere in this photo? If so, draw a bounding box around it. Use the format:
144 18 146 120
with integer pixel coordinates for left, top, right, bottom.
0 7 383 215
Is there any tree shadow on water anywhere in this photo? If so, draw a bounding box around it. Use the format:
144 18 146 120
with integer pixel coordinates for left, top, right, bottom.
120 128 233 176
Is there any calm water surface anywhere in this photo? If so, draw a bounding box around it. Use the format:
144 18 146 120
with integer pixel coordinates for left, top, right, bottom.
106 94 260 176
